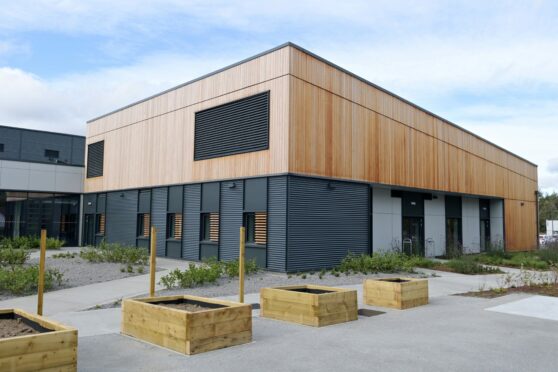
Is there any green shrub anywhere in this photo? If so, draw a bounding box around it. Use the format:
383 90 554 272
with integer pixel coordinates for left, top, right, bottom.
338 252 435 274
46 238 64 250
0 249 30 267
0 266 64 295
537 244 558 264
446 257 501 275
472 251 549 270
0 236 64 250
80 241 148 265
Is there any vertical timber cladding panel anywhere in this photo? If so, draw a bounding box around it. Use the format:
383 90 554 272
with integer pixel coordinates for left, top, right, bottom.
267 176 287 272
219 180 244 261
287 176 369 272
183 184 201 260
505 199 537 251
151 187 168 256
106 190 138 246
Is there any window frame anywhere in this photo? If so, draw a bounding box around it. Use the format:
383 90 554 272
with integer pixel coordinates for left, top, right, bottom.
95 213 105 236
136 213 151 238
44 149 59 160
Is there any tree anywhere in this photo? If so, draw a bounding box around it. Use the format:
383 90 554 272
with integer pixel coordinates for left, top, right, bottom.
539 192 558 233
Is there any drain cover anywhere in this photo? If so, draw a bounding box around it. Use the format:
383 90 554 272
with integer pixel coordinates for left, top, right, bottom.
358 309 385 317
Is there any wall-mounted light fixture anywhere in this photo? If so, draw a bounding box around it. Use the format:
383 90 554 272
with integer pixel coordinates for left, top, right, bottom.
120 193 125 198
87 201 92 206
228 182 236 189
411 201 417 206
327 182 336 190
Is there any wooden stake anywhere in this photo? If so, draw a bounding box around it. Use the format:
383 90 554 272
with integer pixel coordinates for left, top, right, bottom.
239 226 245 303
149 226 157 297
37 229 47 315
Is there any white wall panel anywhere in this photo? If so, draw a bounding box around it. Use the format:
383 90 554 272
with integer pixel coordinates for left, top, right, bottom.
425 194 445 257
373 187 402 253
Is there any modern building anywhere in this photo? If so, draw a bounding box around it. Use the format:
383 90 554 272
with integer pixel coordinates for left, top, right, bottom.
546 220 558 236
83 42 538 272
0 125 85 245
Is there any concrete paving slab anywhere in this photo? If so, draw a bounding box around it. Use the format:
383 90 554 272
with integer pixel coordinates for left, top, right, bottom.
486 295 558 321
52 308 122 337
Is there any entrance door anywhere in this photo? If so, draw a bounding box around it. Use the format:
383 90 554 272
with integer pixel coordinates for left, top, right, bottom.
402 217 424 256
480 219 491 251
83 214 95 246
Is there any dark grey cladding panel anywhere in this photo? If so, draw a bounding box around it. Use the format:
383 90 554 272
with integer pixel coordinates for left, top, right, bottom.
220 180 243 261
244 178 267 212
201 182 220 212
194 91 270 161
71 136 86 165
106 190 138 246
286 176 369 272
96 193 106 213
183 184 201 260
83 194 96 214
138 190 152 213
151 188 167 256
445 195 462 219
267 176 287 272
0 127 22 161
402 192 425 217
168 185 184 213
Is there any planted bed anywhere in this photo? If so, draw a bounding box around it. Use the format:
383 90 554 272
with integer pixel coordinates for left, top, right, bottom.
260 284 358 327
363 277 428 309
0 308 78 371
121 295 252 355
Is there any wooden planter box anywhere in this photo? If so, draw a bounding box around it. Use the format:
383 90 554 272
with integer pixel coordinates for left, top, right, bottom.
363 278 428 309
121 295 252 355
260 284 357 327
0 309 78 372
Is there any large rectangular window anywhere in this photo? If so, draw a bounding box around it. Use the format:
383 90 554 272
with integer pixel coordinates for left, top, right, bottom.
194 91 270 160
87 141 104 178
166 213 183 240
244 212 267 245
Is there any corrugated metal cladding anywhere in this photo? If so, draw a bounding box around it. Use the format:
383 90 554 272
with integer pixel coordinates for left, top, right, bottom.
106 190 138 246
0 126 85 166
194 91 270 161
287 176 369 272
86 141 104 178
220 181 244 261
151 188 167 256
183 184 201 260
167 186 183 213
97 194 106 213
138 190 151 213
267 176 287 271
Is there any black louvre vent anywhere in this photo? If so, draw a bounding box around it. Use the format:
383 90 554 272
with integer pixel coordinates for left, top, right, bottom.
87 141 104 178
194 91 270 161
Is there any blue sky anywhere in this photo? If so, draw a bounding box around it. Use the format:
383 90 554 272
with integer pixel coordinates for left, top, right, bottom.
0 0 557 192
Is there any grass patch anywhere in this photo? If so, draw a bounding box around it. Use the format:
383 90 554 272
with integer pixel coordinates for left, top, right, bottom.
79 241 148 266
470 245 558 271
159 258 259 289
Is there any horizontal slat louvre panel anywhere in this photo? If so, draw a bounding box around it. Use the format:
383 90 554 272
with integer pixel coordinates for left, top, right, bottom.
194 92 269 160
87 140 104 178
255 212 267 245
210 213 219 242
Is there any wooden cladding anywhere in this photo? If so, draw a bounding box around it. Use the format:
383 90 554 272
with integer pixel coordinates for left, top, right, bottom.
167 213 183 240
254 212 267 245
86 140 104 178
209 213 219 242
194 91 270 160
505 200 537 251
96 214 105 235
137 213 151 237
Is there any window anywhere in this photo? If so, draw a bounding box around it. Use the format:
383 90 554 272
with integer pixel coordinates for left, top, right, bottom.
200 212 219 242
166 213 183 240
95 214 105 236
194 91 269 160
87 141 104 178
0 143 4 152
244 212 267 245
44 149 59 159
137 213 151 238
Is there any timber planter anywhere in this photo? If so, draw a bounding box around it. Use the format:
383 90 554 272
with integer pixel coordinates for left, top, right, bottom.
0 308 78 372
363 278 428 309
260 284 358 327
121 295 252 355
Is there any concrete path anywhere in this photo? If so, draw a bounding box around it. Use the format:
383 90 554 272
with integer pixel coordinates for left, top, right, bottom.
0 257 190 315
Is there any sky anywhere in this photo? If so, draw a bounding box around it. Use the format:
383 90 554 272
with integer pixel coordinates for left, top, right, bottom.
0 0 557 193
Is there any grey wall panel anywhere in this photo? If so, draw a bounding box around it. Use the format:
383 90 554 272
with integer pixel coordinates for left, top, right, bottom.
106 190 138 246
220 181 243 261
267 176 287 271
490 199 504 247
244 178 267 212
83 194 96 214
201 182 220 212
372 187 402 253
96 194 106 213
462 197 481 254
151 188 167 256
183 184 201 260
0 126 84 166
138 190 152 213
194 91 269 160
424 194 446 257
287 176 369 272
168 185 183 213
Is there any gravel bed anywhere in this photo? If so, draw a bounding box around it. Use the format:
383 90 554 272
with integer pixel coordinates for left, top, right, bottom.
87 270 434 310
0 257 146 301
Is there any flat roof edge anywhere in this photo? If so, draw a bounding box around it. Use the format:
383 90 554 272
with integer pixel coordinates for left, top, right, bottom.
0 124 85 139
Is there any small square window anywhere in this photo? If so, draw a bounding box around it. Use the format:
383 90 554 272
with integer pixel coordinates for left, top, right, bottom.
95 214 105 236
244 212 267 245
45 149 59 159
137 213 151 238
166 213 183 240
200 213 219 242
0 143 4 152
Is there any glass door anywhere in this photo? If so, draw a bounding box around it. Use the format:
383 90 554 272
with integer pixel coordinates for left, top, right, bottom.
402 217 424 256
480 219 490 251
